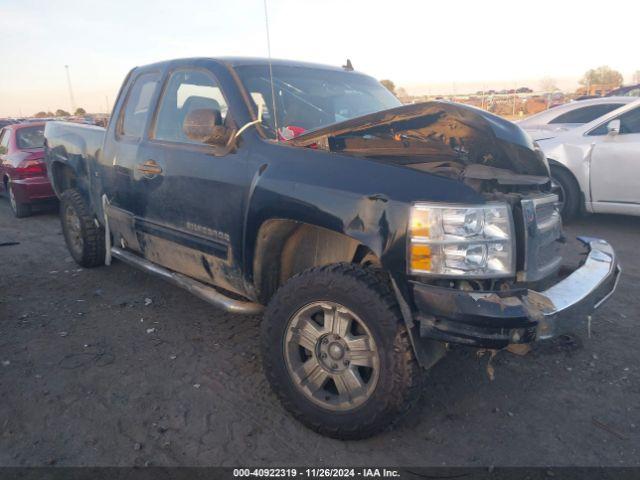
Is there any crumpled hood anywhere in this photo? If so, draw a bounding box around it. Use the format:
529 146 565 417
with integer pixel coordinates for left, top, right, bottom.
288 101 550 180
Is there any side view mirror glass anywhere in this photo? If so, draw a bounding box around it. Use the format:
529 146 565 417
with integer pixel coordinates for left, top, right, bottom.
607 119 621 136
182 108 231 146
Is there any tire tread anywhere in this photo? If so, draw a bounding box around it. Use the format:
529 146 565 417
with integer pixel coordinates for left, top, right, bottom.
261 262 421 439
60 189 105 268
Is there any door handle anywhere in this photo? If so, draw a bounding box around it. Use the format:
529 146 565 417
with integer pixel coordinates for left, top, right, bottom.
137 159 162 178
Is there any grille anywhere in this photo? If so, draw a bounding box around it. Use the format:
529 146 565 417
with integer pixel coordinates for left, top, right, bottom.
518 194 563 282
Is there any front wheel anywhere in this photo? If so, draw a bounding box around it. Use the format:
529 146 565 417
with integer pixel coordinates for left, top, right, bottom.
550 165 581 222
261 263 421 439
60 189 106 267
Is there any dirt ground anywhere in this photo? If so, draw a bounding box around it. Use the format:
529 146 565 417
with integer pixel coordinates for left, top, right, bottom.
0 199 638 467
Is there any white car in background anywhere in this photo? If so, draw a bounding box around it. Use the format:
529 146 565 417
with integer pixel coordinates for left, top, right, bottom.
536 98 640 220
519 97 635 141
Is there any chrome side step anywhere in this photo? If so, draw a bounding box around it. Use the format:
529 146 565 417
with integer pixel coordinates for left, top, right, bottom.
110 247 264 315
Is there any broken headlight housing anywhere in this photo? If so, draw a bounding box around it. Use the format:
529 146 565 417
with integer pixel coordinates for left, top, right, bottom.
408 203 515 278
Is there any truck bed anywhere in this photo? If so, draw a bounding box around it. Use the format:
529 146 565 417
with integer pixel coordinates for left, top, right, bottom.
44 121 106 199
45 121 105 164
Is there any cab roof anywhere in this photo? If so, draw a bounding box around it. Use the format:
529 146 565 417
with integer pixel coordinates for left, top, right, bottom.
138 57 361 74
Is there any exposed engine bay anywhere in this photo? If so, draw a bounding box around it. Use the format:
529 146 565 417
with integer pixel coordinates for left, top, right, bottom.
288 101 552 196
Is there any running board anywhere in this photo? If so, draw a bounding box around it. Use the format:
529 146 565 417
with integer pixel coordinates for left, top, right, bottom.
110 247 264 315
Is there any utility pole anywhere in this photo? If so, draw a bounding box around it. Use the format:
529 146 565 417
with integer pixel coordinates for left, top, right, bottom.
65 65 76 114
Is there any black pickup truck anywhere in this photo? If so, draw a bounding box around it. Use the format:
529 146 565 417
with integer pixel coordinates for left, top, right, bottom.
44 57 620 439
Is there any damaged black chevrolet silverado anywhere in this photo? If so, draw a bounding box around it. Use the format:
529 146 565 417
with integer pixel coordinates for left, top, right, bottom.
44 58 620 439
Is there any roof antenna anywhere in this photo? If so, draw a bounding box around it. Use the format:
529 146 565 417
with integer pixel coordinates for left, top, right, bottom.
263 0 279 141
342 59 354 71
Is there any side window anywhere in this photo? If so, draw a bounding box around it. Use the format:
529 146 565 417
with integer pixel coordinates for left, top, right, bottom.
118 72 160 139
153 69 228 145
0 129 9 154
618 107 640 134
590 107 640 136
549 104 623 124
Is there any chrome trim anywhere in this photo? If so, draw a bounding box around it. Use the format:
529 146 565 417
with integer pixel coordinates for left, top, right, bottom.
594 261 622 309
111 247 264 315
519 193 563 282
527 237 620 340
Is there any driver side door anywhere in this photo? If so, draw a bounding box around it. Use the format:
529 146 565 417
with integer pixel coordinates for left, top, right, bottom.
589 106 640 215
130 67 249 296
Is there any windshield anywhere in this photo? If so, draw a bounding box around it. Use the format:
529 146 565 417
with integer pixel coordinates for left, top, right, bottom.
16 125 45 149
233 64 401 139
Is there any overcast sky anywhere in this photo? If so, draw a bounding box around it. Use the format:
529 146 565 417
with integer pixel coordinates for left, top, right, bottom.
1 0 638 116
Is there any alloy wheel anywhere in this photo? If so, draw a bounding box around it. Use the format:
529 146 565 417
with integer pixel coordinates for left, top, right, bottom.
284 301 380 411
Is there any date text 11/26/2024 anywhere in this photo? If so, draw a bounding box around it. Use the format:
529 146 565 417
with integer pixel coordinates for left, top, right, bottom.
232 468 401 478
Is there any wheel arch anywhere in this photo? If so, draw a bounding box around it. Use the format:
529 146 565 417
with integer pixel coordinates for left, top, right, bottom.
50 161 79 196
252 219 382 304
548 158 587 213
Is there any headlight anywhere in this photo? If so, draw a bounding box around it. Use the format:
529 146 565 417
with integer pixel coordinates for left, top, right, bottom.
408 203 515 278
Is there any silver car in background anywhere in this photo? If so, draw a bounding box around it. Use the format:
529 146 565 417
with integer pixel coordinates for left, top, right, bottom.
536 98 640 220
519 97 635 141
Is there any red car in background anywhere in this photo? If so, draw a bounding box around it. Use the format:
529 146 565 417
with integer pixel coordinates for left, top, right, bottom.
0 122 56 217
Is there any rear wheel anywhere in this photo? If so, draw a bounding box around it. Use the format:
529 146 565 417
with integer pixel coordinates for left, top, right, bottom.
60 189 106 267
261 263 421 439
550 165 580 222
8 181 31 218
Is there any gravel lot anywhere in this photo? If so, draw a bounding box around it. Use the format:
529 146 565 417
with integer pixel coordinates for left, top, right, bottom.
0 199 638 467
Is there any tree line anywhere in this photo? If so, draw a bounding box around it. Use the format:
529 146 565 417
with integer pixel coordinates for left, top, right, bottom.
380 66 640 97
34 107 87 118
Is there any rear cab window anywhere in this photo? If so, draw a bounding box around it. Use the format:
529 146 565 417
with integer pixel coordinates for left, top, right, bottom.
117 72 160 139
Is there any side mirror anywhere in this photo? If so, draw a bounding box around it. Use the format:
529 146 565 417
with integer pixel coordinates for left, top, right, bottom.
182 108 231 146
607 119 621 136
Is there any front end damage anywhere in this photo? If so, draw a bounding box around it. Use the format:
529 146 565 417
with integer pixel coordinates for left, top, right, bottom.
290 102 621 350
411 237 620 349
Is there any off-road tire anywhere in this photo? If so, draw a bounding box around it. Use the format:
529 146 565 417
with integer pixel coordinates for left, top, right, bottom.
551 165 580 222
261 263 422 439
8 181 31 218
60 189 106 267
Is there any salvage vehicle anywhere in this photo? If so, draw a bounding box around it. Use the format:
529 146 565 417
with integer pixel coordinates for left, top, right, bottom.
44 58 620 439
536 98 640 220
0 122 55 217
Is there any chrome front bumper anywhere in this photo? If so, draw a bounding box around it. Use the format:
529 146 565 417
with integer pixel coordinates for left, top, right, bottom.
529 237 620 339
411 237 621 348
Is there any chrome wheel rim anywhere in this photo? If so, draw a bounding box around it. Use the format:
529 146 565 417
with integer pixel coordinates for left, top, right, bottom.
65 205 83 254
284 301 380 411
